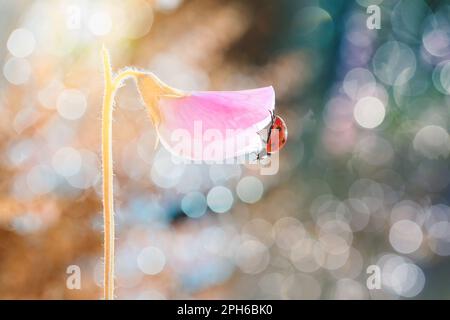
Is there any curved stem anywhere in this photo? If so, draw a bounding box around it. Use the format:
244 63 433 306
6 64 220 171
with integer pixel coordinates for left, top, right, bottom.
100 48 181 300
113 69 143 87
101 47 115 300
101 49 144 300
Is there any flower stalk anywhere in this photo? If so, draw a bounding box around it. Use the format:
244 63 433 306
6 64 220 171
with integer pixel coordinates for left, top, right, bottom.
101 47 115 300
101 48 142 300
100 47 180 300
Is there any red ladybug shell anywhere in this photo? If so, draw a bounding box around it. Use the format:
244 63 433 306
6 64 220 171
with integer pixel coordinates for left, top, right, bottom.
266 115 288 153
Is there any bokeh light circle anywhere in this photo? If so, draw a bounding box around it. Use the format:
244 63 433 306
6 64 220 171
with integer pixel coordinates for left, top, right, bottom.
389 220 423 254
234 240 270 274
439 61 450 94
137 247 166 275
343 68 376 100
413 125 450 159
7 28 36 58
391 263 425 298
207 186 233 213
56 89 87 120
89 12 113 36
236 176 264 204
27 164 57 195
372 41 416 86
353 96 385 129
52 147 82 177
3 58 31 85
181 192 207 218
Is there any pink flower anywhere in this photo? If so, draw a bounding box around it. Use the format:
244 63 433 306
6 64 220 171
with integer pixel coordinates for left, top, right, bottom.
136 73 275 161
99 48 283 299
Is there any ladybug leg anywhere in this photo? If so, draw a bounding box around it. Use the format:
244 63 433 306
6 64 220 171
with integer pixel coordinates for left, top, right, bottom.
257 148 269 161
257 149 272 167
266 110 275 144
269 110 275 122
267 127 272 144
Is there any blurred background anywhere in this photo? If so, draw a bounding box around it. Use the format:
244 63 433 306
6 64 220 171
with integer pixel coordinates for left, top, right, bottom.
0 0 449 299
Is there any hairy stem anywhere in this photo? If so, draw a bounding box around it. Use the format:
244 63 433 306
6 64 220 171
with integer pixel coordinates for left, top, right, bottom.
101 47 115 300
100 48 179 299
101 48 145 299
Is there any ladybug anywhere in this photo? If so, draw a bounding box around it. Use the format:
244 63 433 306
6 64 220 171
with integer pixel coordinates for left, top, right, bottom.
266 113 288 154
256 112 288 161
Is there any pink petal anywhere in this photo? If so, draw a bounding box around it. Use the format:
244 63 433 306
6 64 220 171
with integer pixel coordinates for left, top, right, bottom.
157 87 275 161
